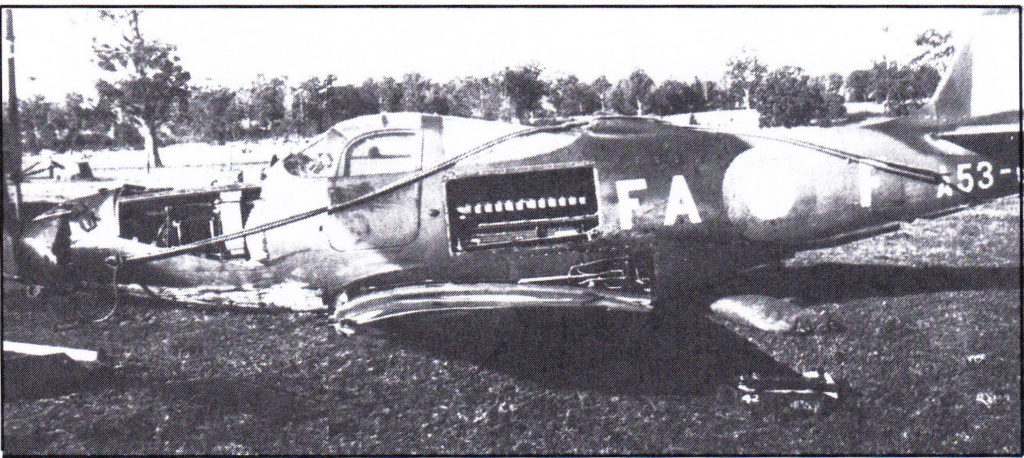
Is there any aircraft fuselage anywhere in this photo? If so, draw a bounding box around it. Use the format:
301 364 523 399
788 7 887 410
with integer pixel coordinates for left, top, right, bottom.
11 112 1019 313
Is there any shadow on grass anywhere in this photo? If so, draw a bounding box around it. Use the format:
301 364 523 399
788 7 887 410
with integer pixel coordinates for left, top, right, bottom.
4 263 1015 403
377 263 1018 396
379 307 796 396
2 354 312 428
2 353 115 401
2 364 317 454
719 263 1020 305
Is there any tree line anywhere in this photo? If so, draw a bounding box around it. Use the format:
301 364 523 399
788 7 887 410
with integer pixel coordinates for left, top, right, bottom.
2 10 953 167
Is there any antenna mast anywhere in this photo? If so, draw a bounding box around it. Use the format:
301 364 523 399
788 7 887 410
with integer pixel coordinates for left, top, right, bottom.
3 8 23 223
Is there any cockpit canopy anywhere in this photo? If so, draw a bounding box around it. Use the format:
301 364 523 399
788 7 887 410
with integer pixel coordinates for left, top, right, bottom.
279 112 524 178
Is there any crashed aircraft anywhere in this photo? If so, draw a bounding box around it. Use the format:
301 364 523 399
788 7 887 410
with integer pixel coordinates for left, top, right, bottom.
3 14 1020 334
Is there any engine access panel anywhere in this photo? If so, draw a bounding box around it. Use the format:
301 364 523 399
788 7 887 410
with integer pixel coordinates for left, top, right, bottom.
445 165 600 252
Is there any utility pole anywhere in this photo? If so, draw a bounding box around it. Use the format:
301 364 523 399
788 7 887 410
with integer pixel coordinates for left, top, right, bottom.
3 8 23 223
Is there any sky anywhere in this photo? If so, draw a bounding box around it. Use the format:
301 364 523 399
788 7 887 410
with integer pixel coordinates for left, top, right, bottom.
0 7 992 101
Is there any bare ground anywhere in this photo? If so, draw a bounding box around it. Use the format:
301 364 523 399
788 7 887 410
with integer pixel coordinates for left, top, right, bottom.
2 195 1020 454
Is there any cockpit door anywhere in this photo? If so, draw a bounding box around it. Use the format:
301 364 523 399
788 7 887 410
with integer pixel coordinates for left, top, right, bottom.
325 128 423 251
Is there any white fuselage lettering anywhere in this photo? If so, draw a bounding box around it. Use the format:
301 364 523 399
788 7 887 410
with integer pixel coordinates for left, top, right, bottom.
664 175 703 225
616 176 702 229
858 163 881 208
615 179 647 230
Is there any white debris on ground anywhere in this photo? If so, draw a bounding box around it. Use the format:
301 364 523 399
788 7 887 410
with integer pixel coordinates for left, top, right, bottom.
710 294 827 333
119 280 326 312
975 392 999 408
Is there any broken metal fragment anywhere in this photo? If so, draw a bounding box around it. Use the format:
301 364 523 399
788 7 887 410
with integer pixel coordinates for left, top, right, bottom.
331 282 652 332
710 294 835 334
736 370 844 414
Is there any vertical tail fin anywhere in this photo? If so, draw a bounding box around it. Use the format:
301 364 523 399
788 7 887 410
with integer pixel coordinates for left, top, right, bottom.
915 10 1020 126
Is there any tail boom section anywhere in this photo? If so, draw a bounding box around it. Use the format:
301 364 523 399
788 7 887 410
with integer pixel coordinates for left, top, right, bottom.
720 126 1019 249
934 123 1021 166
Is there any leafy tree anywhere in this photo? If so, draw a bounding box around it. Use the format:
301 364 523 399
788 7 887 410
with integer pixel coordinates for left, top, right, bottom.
648 80 685 116
883 65 941 115
844 29 947 115
400 73 432 112
845 69 872 102
325 85 378 123
93 10 191 168
866 60 897 103
590 76 613 112
702 80 729 110
723 50 767 109
243 75 287 137
14 94 126 153
293 76 336 135
280 82 302 139
750 66 824 127
185 86 241 144
614 69 655 115
293 76 380 133
441 75 509 121
854 59 941 115
549 75 601 117
913 66 942 98
52 94 82 150
608 83 633 115
424 82 452 115
825 73 844 94
648 79 706 116
911 29 956 73
818 90 847 125
19 96 58 153
362 77 402 113
502 65 548 122
811 78 847 126
627 70 655 115
21 96 67 153
61 93 118 151
607 70 654 115
690 77 708 112
483 75 514 121
443 78 481 118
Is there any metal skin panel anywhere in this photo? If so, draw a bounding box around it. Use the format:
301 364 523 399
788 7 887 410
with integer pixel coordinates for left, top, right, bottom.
406 120 763 292
8 108 1021 315
0 13 1018 328
327 174 422 251
333 283 652 327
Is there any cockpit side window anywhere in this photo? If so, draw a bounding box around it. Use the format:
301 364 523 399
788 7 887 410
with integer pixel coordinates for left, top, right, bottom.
282 151 336 177
281 131 346 178
344 130 421 176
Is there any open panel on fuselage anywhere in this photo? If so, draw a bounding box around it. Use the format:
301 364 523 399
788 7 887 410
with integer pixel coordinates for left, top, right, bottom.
445 165 600 252
116 186 262 259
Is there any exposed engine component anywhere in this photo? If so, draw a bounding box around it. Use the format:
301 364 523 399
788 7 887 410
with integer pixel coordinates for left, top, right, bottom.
446 166 599 252
117 186 261 259
517 256 652 293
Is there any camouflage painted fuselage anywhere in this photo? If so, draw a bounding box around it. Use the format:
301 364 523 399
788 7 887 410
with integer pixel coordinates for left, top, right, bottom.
12 108 1019 313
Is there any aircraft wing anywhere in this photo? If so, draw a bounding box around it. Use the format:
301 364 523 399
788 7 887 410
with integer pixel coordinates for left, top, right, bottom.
331 283 652 334
934 123 1021 159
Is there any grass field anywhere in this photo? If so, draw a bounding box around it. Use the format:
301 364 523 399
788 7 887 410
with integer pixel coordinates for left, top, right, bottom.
2 195 1020 454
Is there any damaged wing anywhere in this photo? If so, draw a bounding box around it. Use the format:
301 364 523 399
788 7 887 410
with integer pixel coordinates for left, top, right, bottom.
332 283 652 331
